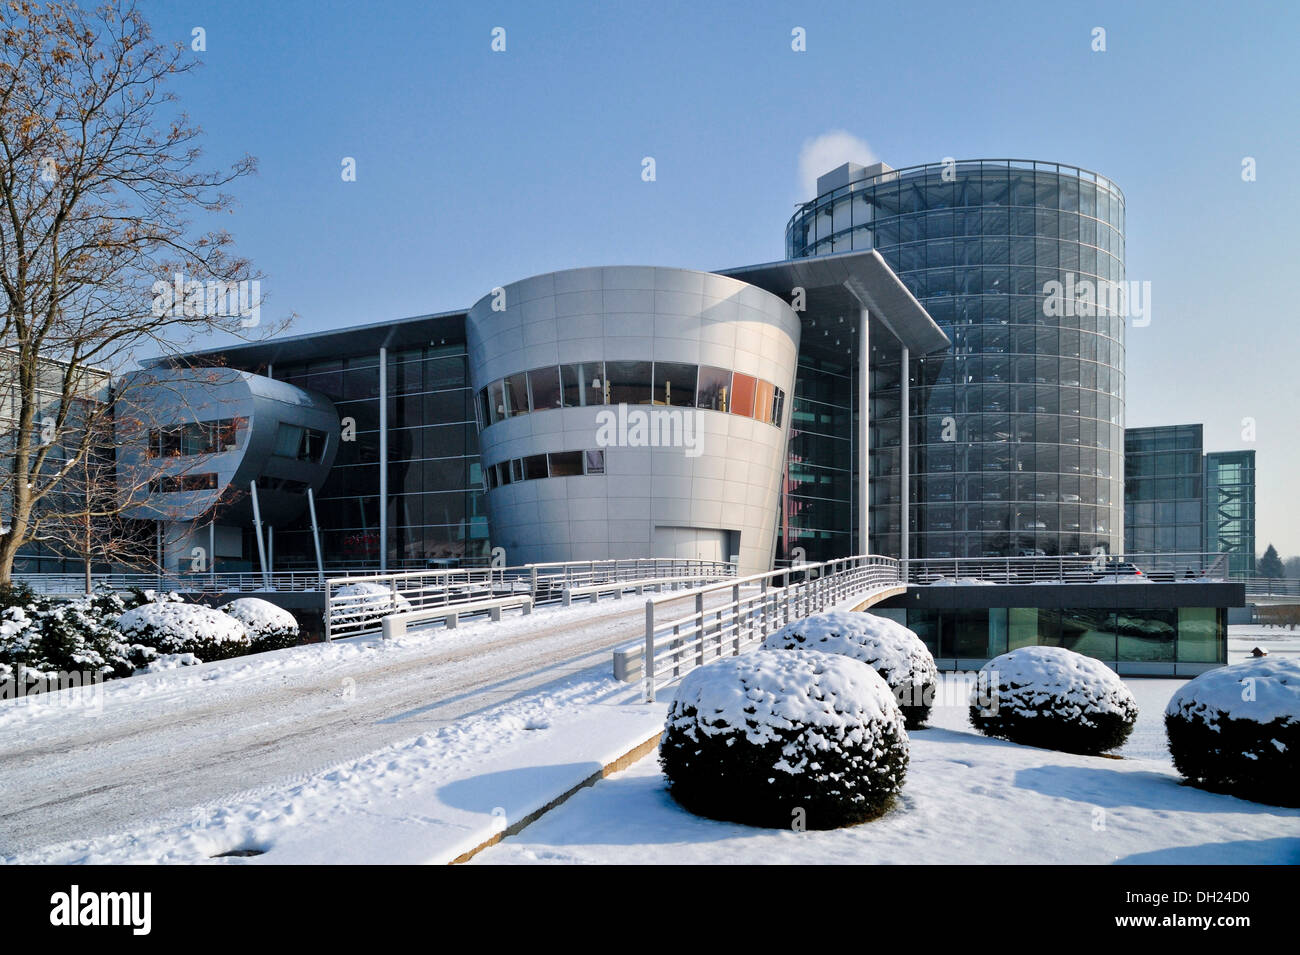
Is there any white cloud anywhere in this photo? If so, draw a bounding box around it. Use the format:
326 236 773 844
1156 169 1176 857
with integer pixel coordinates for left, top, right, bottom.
797 131 878 198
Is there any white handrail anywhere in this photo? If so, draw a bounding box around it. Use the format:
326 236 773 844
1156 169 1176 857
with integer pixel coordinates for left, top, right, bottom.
323 557 737 640
629 554 904 702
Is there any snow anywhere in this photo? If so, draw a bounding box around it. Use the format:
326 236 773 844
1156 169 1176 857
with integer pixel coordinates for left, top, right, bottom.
220 598 298 636
332 581 413 619
7 617 1297 865
0 590 739 857
117 602 250 651
1166 657 1300 729
7 668 662 865
926 577 997 586
763 611 936 695
977 645 1138 722
666 650 905 752
473 673 1300 866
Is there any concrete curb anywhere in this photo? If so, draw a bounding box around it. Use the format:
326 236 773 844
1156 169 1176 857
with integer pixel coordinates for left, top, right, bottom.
449 730 662 865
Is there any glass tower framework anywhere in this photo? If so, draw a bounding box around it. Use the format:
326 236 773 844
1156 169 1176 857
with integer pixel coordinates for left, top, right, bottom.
1124 424 1204 554
787 159 1127 559
1204 450 1256 578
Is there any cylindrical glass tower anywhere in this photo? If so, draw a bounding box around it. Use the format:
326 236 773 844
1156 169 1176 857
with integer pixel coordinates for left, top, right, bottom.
786 159 1126 560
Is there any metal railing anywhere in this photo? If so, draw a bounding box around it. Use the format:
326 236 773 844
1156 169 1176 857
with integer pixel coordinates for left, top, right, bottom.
905 552 1230 585
12 570 337 596
624 555 903 702
1241 578 1300 598
324 557 736 640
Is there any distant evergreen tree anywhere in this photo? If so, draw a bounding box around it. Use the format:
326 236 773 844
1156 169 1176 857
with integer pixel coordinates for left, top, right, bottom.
1257 544 1285 579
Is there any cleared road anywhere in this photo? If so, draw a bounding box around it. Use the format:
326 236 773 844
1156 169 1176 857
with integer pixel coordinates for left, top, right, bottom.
0 589 724 857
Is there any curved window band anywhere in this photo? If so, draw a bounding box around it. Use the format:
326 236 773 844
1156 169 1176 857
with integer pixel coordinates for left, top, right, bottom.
475 362 786 432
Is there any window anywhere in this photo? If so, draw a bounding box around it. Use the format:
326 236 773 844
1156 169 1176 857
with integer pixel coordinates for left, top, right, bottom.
487 380 507 424
561 362 604 407
150 472 218 493
273 423 328 462
754 379 775 423
527 366 562 411
653 362 697 407
696 366 731 412
523 454 549 480
605 360 653 405
547 451 584 476
148 418 244 457
504 375 529 417
771 387 785 428
730 372 757 417
584 449 605 474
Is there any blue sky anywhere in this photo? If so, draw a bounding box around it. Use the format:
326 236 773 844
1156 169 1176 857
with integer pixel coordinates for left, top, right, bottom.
141 0 1300 555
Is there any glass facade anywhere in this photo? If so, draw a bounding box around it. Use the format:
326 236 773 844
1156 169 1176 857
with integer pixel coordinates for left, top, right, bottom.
1124 424 1204 554
272 341 488 570
782 351 853 561
893 605 1225 664
475 361 785 430
1204 450 1256 577
786 159 1126 560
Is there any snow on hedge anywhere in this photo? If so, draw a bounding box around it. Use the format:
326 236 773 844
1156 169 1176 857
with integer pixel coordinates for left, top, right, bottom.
666 649 906 758
661 649 909 828
333 582 412 620
970 645 1138 753
220 598 299 650
762 611 937 727
1164 657 1299 806
117 602 251 662
1166 657 1300 730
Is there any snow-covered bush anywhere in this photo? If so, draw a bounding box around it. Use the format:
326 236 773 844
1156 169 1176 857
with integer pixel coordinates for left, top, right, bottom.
763 611 937 728
332 582 412 627
220 598 300 652
660 650 909 829
1165 658 1299 806
969 645 1138 754
0 591 154 689
116 602 251 662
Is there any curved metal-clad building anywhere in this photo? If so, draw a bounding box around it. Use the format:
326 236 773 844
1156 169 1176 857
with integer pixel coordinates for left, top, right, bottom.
466 266 801 575
787 159 1126 560
116 366 340 571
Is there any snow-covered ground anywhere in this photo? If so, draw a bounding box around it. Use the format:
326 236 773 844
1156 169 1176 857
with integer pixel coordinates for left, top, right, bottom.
473 628 1300 865
0 590 732 857
5 621 1296 865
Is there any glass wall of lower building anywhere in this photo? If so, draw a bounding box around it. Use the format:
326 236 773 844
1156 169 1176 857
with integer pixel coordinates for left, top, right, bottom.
889 605 1225 663
270 342 488 569
787 159 1127 560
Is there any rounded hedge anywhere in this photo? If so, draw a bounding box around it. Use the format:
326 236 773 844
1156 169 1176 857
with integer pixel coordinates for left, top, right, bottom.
763 611 938 728
1165 658 1299 806
969 645 1138 754
220 598 300 652
660 649 909 829
117 602 252 662
333 582 412 628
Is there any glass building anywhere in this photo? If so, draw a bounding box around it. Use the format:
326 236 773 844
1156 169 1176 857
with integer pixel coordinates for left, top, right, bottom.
1124 424 1204 555
1204 450 1256 577
874 601 1226 675
786 159 1127 561
187 312 490 571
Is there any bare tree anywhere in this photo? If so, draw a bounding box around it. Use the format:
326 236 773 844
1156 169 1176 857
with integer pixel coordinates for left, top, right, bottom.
0 1 284 585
